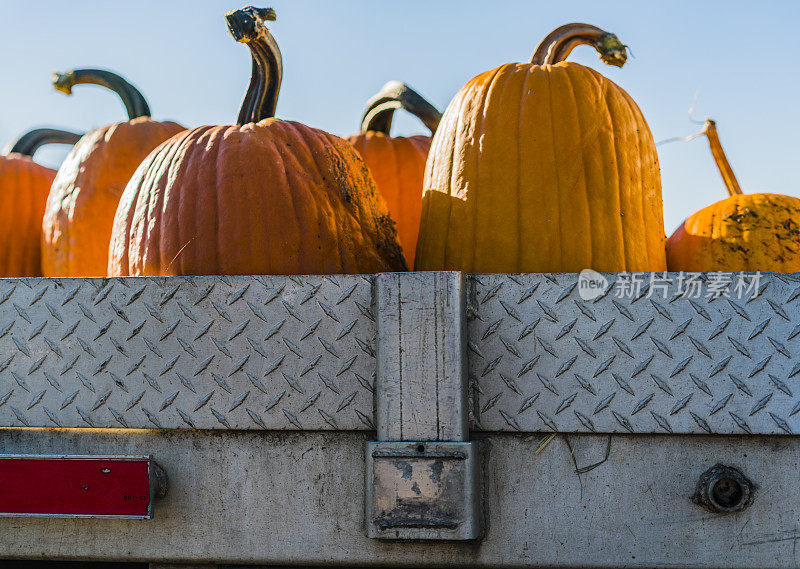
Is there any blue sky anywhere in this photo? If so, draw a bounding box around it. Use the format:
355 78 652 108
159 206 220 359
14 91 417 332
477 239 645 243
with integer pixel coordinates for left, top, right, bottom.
0 1 797 234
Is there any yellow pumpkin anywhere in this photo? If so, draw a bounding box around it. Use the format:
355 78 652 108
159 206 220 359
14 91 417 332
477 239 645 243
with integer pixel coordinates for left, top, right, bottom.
667 119 800 271
415 23 666 273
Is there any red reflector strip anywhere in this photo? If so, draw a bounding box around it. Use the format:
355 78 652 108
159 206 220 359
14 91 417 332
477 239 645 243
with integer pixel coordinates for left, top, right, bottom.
0 455 153 518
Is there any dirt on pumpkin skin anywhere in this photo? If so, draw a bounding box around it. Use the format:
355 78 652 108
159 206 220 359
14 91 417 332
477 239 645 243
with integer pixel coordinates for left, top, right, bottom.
374 213 407 269
724 207 759 224
716 199 800 265
323 139 407 271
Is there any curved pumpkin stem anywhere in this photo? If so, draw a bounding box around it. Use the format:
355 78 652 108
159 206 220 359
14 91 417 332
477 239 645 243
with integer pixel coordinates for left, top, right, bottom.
703 119 743 196
3 128 82 157
52 69 151 119
531 23 627 67
360 81 442 136
226 6 283 125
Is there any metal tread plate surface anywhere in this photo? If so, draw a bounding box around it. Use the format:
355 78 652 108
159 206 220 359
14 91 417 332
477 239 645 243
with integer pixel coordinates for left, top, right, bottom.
2 271 800 434
0 275 376 430
471 272 800 435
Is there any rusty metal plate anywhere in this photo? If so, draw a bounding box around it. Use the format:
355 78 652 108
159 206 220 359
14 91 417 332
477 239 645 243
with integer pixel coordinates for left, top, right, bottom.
470 272 800 435
0 276 376 430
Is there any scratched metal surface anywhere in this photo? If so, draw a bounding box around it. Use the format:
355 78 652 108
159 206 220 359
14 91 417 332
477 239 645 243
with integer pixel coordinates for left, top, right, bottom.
8 429 800 568
470 272 800 435
0 275 376 430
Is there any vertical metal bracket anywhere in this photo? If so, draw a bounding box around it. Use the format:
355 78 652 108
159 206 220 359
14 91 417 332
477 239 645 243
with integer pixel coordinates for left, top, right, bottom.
366 272 482 540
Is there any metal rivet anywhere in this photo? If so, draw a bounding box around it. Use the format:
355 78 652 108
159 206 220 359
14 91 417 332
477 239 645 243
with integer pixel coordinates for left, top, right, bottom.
692 463 754 513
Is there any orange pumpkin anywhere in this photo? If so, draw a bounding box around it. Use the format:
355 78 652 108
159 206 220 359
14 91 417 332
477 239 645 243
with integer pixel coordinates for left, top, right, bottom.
347 81 441 267
415 24 666 273
42 69 184 277
667 119 800 271
107 7 405 276
0 128 81 276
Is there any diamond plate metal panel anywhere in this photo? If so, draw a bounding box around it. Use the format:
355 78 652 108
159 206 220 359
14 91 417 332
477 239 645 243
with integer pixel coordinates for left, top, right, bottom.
3 271 799 435
470 272 800 435
0 275 375 430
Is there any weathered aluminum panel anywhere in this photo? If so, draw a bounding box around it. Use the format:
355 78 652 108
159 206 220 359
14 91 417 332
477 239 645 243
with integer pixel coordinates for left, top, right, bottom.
372 273 478 541
1 428 799 568
471 272 800 435
375 272 468 442
0 276 376 430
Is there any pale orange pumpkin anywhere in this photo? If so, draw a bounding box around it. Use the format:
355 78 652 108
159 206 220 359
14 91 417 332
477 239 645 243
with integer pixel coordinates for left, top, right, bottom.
42 69 184 277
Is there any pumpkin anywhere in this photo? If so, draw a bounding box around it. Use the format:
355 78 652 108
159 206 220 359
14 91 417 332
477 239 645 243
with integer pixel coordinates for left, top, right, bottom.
666 119 800 271
0 128 82 276
347 81 441 267
41 69 185 277
414 23 666 273
107 7 406 276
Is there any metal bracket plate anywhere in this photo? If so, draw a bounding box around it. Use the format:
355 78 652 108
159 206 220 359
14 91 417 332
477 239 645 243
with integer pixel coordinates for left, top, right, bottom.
365 441 481 540
369 273 481 541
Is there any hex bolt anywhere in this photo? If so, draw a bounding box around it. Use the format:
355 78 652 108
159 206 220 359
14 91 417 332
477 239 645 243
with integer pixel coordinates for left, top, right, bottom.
692 464 754 513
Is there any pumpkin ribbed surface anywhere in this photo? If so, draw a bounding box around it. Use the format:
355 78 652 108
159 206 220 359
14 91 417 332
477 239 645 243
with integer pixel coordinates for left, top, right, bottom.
108 119 406 276
42 117 184 277
415 61 666 273
347 131 430 266
667 193 800 272
0 154 54 276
